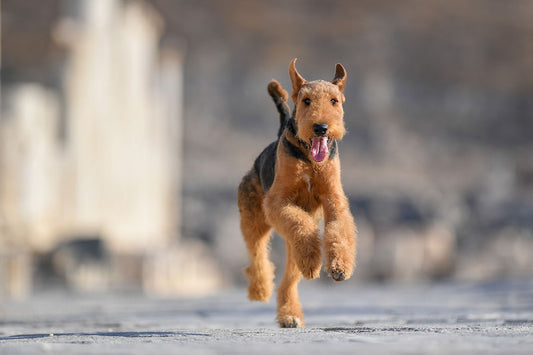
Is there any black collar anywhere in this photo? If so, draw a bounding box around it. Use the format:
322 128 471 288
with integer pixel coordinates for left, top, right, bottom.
282 135 310 163
286 118 309 150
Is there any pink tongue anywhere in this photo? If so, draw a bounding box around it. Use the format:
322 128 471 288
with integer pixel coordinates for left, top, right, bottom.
311 137 328 162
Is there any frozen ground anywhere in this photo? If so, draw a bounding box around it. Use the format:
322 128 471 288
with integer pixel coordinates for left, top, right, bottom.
1 281 532 354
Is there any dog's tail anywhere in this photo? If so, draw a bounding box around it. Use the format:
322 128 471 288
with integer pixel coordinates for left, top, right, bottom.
267 80 291 138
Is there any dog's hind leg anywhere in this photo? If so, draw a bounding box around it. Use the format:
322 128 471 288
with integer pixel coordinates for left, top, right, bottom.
277 240 304 328
238 171 275 302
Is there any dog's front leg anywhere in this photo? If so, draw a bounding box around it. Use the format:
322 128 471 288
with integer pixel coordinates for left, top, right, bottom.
264 196 322 280
322 189 357 281
276 239 305 327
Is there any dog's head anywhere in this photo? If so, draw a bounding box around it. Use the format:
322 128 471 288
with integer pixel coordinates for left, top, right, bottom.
288 59 347 163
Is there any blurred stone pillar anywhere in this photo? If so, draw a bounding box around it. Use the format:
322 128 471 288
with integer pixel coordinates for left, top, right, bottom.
0 84 61 298
157 42 185 242
59 0 179 252
0 0 2 102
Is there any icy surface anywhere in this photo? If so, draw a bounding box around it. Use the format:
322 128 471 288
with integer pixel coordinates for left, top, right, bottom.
1 281 532 354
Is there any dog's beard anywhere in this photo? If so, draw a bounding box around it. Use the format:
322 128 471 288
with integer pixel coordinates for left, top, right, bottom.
310 137 328 162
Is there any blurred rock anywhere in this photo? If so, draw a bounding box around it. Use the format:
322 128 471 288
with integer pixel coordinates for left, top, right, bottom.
456 227 533 281
143 241 224 297
0 247 32 299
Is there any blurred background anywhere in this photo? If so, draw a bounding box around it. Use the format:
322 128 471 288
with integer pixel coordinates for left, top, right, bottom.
1 0 532 299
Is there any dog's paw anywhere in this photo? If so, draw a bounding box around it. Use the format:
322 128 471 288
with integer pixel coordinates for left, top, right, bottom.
293 239 322 279
278 315 304 328
301 263 321 280
326 257 353 282
247 281 273 302
296 252 322 280
330 270 346 281
330 268 345 281
245 264 275 302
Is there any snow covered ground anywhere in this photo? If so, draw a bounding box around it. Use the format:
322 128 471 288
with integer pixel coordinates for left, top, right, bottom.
1 281 532 354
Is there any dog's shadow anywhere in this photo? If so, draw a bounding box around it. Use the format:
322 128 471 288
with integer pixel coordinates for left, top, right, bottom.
0 330 210 341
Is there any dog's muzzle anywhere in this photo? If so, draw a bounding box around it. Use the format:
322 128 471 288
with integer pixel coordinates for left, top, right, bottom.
313 123 328 136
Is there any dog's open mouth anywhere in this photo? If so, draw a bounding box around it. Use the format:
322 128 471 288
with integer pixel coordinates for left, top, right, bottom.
310 137 329 162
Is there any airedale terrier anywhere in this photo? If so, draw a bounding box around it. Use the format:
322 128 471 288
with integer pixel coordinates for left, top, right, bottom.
238 59 357 328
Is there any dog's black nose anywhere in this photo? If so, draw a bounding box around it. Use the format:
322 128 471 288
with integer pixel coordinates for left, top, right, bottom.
313 123 328 136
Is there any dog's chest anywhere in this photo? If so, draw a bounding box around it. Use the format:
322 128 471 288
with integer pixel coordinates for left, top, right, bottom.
294 172 322 211
302 173 311 192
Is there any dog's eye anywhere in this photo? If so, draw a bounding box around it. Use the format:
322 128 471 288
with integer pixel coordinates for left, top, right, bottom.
303 98 311 106
331 98 338 105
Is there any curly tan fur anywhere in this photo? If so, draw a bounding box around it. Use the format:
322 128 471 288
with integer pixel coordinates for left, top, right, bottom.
238 59 357 328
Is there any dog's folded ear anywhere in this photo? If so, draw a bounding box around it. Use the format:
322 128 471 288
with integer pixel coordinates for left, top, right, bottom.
289 58 307 103
331 63 347 93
